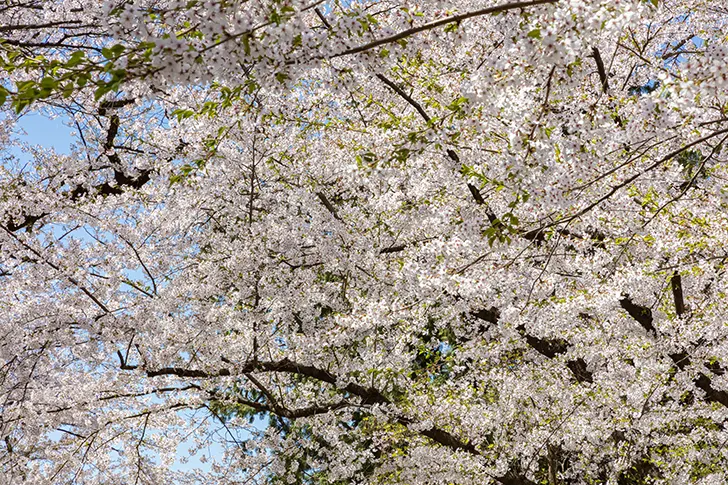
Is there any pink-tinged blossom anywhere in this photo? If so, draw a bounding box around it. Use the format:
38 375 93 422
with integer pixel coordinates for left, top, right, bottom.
1 0 728 484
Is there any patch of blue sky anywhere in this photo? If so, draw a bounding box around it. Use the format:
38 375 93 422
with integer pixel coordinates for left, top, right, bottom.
10 110 276 476
9 110 74 157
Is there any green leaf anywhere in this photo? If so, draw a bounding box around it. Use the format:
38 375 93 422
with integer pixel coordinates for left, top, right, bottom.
62 83 75 98
241 33 251 56
14 96 34 114
171 108 195 121
94 84 110 101
527 28 541 40
444 23 459 34
446 96 468 111
110 44 125 57
75 73 89 87
16 80 36 92
40 77 57 89
66 51 86 68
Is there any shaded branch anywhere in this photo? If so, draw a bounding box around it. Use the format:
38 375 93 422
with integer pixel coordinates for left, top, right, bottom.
590 47 609 93
472 309 593 383
671 272 685 316
315 192 342 220
619 296 656 335
124 357 491 465
379 244 406 254
0 19 85 32
5 100 152 232
621 297 728 408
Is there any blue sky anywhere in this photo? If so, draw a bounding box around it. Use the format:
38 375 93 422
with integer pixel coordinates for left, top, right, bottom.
13 111 74 155
9 113 238 475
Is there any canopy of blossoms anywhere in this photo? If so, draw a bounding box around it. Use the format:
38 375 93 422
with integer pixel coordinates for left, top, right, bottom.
2 0 728 483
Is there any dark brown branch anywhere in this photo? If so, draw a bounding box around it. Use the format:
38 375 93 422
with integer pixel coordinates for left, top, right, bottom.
127 357 487 461
590 47 609 93
212 373 526 478
0 19 84 32
316 191 342 220
619 296 656 335
542 65 557 106
314 8 332 30
671 272 685 316
472 306 500 325
1 225 111 314
332 0 559 58
695 374 728 407
379 244 406 254
5 213 45 232
472 308 593 383
375 74 431 122
5 102 152 232
117 350 134 370
120 236 158 295
445 150 490 207
219 392 351 419
622 299 728 408
105 115 120 152
467 183 486 205
99 385 200 401
146 366 232 378
98 99 135 115
372 57 488 210
396 414 479 455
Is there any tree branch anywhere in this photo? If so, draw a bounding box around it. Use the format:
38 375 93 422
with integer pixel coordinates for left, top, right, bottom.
128 357 494 467
332 0 559 58
375 74 431 122
316 192 342 220
590 47 609 93
620 297 728 408
671 272 685 316
472 309 593 383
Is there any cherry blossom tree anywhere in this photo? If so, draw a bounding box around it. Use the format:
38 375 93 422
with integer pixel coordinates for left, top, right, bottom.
2 0 728 483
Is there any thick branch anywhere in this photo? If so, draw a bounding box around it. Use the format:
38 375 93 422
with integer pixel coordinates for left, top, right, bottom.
5 100 152 232
471 309 593 383
211 389 351 419
375 74 431 122
332 0 559 58
126 357 489 462
671 272 685 316
619 296 656 335
379 244 406 254
621 297 728 408
315 192 342 220
590 47 609 93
